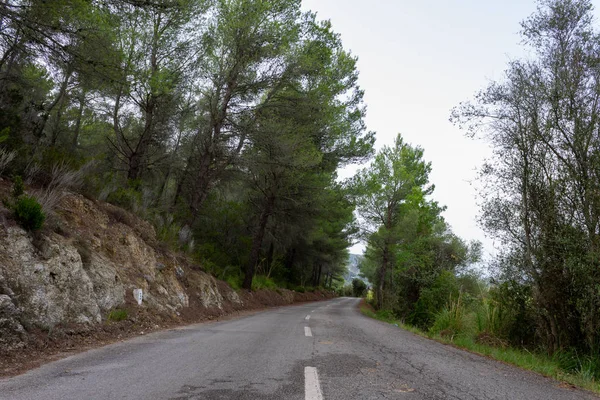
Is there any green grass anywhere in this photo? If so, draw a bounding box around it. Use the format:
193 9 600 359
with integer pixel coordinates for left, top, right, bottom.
359 301 600 394
225 275 242 290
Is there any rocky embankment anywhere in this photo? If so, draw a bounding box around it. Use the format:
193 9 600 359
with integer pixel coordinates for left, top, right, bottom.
0 188 334 376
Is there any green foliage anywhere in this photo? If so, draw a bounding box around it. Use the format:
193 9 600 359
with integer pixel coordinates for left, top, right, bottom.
0 127 10 144
409 270 460 329
352 278 367 297
107 309 128 322
430 294 475 339
251 275 278 291
13 195 45 231
353 133 481 312
225 275 242 291
106 187 142 211
342 284 353 297
12 176 24 198
452 0 600 359
474 299 514 342
488 281 536 346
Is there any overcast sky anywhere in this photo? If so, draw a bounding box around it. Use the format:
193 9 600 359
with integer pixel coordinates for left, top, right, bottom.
300 0 600 258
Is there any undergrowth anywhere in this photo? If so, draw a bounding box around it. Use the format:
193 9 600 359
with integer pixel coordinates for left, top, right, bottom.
251 275 278 291
107 309 128 322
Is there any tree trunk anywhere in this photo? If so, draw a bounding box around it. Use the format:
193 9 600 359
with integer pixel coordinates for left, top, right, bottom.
71 92 85 150
127 12 161 181
265 241 275 277
189 69 240 216
378 246 389 309
127 99 154 180
38 65 73 141
189 149 213 220
316 264 323 287
242 195 275 290
50 86 70 146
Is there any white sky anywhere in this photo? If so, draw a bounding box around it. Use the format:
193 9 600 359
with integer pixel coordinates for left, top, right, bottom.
300 0 600 259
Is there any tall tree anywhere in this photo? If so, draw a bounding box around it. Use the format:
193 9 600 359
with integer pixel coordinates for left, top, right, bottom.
452 0 600 352
351 134 432 308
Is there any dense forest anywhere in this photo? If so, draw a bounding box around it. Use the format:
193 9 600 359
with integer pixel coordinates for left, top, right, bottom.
0 0 376 291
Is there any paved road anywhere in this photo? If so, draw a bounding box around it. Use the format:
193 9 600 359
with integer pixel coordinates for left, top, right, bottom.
0 297 597 399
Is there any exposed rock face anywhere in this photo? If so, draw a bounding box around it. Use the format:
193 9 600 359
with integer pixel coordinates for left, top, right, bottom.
0 294 25 351
0 193 239 349
0 227 103 328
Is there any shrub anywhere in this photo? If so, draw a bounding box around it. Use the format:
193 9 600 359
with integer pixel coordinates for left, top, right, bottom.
430 294 476 340
375 309 396 322
107 186 142 211
26 161 90 214
488 281 536 346
343 284 353 297
107 309 128 322
225 274 242 290
352 278 367 297
410 270 460 329
474 298 514 340
552 350 600 381
251 275 278 291
13 195 45 231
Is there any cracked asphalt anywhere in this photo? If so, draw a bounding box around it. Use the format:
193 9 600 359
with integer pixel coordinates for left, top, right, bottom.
0 297 597 399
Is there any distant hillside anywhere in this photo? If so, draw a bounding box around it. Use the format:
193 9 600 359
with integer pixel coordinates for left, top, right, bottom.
344 254 365 284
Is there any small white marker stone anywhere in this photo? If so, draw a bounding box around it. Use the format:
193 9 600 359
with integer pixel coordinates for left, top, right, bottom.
133 288 143 305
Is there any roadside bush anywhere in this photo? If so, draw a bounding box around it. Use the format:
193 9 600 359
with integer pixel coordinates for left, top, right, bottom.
376 309 396 321
474 298 514 341
13 195 45 231
430 294 476 340
488 281 536 347
352 278 367 297
343 284 353 297
409 270 460 329
552 350 600 381
251 275 277 291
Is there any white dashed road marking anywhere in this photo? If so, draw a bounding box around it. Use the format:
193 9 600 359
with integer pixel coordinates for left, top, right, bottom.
305 327 312 337
305 367 323 400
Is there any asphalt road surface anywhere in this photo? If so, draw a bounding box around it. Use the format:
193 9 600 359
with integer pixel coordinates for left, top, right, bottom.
0 297 597 399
